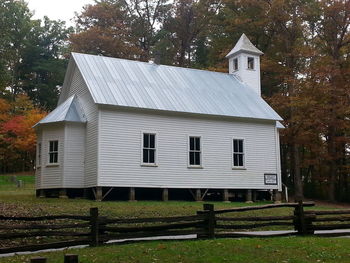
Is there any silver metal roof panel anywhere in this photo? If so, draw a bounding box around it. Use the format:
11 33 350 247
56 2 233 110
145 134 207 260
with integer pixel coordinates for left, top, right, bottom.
72 52 282 121
35 95 86 127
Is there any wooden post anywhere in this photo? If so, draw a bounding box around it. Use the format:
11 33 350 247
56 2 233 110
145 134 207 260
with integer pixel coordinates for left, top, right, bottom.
273 190 282 203
30 257 47 263
294 200 307 235
95 187 103 201
203 203 215 239
59 189 68 198
223 189 229 202
245 189 253 203
162 188 169 201
195 189 201 201
252 190 257 202
90 207 99 246
129 187 136 201
64 254 79 263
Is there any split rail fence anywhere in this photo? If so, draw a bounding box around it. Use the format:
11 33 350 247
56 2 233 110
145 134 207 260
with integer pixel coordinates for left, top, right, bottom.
1 201 350 254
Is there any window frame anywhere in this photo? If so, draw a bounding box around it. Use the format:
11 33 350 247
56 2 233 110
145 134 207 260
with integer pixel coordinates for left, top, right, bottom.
47 140 59 166
232 137 245 169
247 57 255 70
37 142 42 167
141 131 158 167
233 58 239 71
188 135 203 168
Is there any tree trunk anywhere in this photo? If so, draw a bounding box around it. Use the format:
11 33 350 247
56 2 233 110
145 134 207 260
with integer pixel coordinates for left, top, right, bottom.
293 143 303 201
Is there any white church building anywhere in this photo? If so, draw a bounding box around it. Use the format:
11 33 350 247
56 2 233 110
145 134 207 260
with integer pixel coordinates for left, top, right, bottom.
34 34 284 201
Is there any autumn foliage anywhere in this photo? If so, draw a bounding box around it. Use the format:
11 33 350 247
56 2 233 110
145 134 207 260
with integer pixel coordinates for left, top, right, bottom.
0 95 46 173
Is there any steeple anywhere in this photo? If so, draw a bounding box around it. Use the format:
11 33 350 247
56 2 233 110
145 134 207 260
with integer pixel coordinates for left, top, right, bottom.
226 34 263 96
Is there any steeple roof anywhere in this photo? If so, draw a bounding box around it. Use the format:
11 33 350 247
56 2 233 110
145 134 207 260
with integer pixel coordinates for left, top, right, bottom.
226 33 263 58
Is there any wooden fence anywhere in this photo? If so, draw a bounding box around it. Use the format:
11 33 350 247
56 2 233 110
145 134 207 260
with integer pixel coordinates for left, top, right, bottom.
1 201 350 254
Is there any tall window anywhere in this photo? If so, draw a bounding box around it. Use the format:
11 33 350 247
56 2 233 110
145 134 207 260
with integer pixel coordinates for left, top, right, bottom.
49 140 58 164
189 136 201 166
247 57 254 70
233 139 244 167
37 143 42 166
233 58 238 71
142 133 156 164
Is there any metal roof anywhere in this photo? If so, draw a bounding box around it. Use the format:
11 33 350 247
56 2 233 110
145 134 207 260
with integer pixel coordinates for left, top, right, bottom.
226 33 263 58
35 95 86 127
72 52 282 121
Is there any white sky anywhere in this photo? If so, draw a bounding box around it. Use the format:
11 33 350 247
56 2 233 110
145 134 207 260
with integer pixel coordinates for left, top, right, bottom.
27 0 95 26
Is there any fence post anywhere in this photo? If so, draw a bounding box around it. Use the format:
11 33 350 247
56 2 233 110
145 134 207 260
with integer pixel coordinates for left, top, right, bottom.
64 254 79 263
30 257 47 263
294 200 307 235
90 207 99 246
203 203 215 239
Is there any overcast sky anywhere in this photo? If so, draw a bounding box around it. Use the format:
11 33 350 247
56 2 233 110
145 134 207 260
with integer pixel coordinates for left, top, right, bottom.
27 0 94 26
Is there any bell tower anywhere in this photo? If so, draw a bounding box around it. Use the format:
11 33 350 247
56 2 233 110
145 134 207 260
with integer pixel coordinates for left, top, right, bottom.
226 33 263 96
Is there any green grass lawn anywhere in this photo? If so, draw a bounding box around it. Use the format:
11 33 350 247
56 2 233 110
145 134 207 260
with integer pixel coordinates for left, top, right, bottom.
1 174 349 263
1 237 350 263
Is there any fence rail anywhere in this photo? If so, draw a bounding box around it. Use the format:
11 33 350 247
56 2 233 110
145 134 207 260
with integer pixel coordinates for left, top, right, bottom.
1 201 350 254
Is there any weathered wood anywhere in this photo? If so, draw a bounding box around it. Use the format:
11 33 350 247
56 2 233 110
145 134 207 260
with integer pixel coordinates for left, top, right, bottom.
0 222 90 230
90 207 99 246
197 202 315 214
215 232 297 239
216 215 295 222
129 187 136 201
312 224 350 230
64 254 79 263
30 257 47 263
215 222 294 230
162 188 169 202
0 239 89 254
95 187 103 201
104 215 205 224
313 216 350 222
102 229 202 241
102 221 202 233
195 189 201 201
0 215 90 221
304 209 350 215
245 190 253 203
203 204 215 238
223 189 229 202
0 231 89 239
294 200 307 235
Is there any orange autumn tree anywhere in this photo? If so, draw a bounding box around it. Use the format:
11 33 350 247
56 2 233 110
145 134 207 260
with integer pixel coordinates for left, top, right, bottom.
0 95 46 173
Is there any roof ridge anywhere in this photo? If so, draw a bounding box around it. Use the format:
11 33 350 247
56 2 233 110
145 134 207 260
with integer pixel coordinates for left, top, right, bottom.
71 52 231 76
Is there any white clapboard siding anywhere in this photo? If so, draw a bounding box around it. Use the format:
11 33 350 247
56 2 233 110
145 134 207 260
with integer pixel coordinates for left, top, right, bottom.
99 108 280 190
40 125 65 189
63 123 85 188
59 64 98 187
35 131 42 189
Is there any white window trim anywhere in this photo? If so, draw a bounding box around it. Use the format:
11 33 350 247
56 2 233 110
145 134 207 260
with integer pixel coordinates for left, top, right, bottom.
232 137 246 170
188 135 203 168
247 56 255 71
140 131 158 167
233 58 239 72
37 142 42 168
47 140 59 166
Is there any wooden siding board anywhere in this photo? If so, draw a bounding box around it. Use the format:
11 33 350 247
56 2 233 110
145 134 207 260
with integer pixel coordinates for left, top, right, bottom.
98 109 279 189
59 64 98 188
40 125 64 189
63 123 85 188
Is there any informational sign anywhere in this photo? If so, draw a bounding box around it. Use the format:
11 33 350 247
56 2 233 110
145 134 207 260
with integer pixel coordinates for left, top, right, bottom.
264 173 278 185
